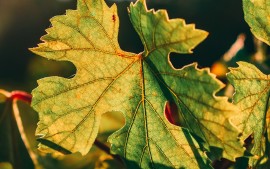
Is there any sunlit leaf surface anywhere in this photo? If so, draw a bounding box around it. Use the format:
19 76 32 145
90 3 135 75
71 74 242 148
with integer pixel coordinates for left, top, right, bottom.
31 0 244 168
227 61 270 167
243 0 270 45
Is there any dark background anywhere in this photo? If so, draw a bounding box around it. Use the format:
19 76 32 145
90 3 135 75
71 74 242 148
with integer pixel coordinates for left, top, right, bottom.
0 0 253 92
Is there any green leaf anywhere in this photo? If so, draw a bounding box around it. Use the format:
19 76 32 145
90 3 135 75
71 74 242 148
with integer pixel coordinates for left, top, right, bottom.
227 61 270 167
127 0 244 161
31 0 243 167
243 0 270 45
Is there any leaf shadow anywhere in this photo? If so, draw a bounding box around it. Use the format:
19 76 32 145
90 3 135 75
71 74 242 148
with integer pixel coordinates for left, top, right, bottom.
125 158 186 169
124 139 210 169
128 58 212 168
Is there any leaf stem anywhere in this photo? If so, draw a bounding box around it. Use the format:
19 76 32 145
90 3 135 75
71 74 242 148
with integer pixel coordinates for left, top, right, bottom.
5 91 38 167
12 99 40 168
9 91 32 104
7 90 125 166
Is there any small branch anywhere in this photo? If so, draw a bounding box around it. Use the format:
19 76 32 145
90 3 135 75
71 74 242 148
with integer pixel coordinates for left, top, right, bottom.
6 90 125 166
12 98 40 168
94 139 111 155
1 90 39 167
94 139 124 165
10 102 22 169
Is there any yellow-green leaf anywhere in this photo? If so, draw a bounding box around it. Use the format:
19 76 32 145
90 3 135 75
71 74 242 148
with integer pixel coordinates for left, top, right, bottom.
127 0 244 161
243 0 270 45
227 61 270 167
31 0 243 168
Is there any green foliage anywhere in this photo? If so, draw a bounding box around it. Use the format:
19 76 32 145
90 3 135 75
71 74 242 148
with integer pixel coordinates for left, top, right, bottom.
243 0 270 45
4 0 270 168
224 0 270 168
29 0 245 168
227 62 270 167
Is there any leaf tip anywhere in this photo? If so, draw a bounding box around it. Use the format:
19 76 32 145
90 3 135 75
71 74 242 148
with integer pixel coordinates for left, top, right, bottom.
29 47 36 53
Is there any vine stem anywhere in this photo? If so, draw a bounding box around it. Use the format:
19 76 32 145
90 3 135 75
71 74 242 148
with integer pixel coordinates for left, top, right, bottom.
7 91 38 167
12 98 39 168
6 90 124 166
10 91 32 104
94 139 124 164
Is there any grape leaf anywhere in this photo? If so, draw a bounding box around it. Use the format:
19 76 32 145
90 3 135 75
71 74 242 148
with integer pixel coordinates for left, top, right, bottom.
31 0 243 167
243 0 270 45
127 1 244 161
227 61 270 167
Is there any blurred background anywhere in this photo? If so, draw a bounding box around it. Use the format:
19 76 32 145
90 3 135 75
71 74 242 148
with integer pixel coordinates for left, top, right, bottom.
0 0 269 168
